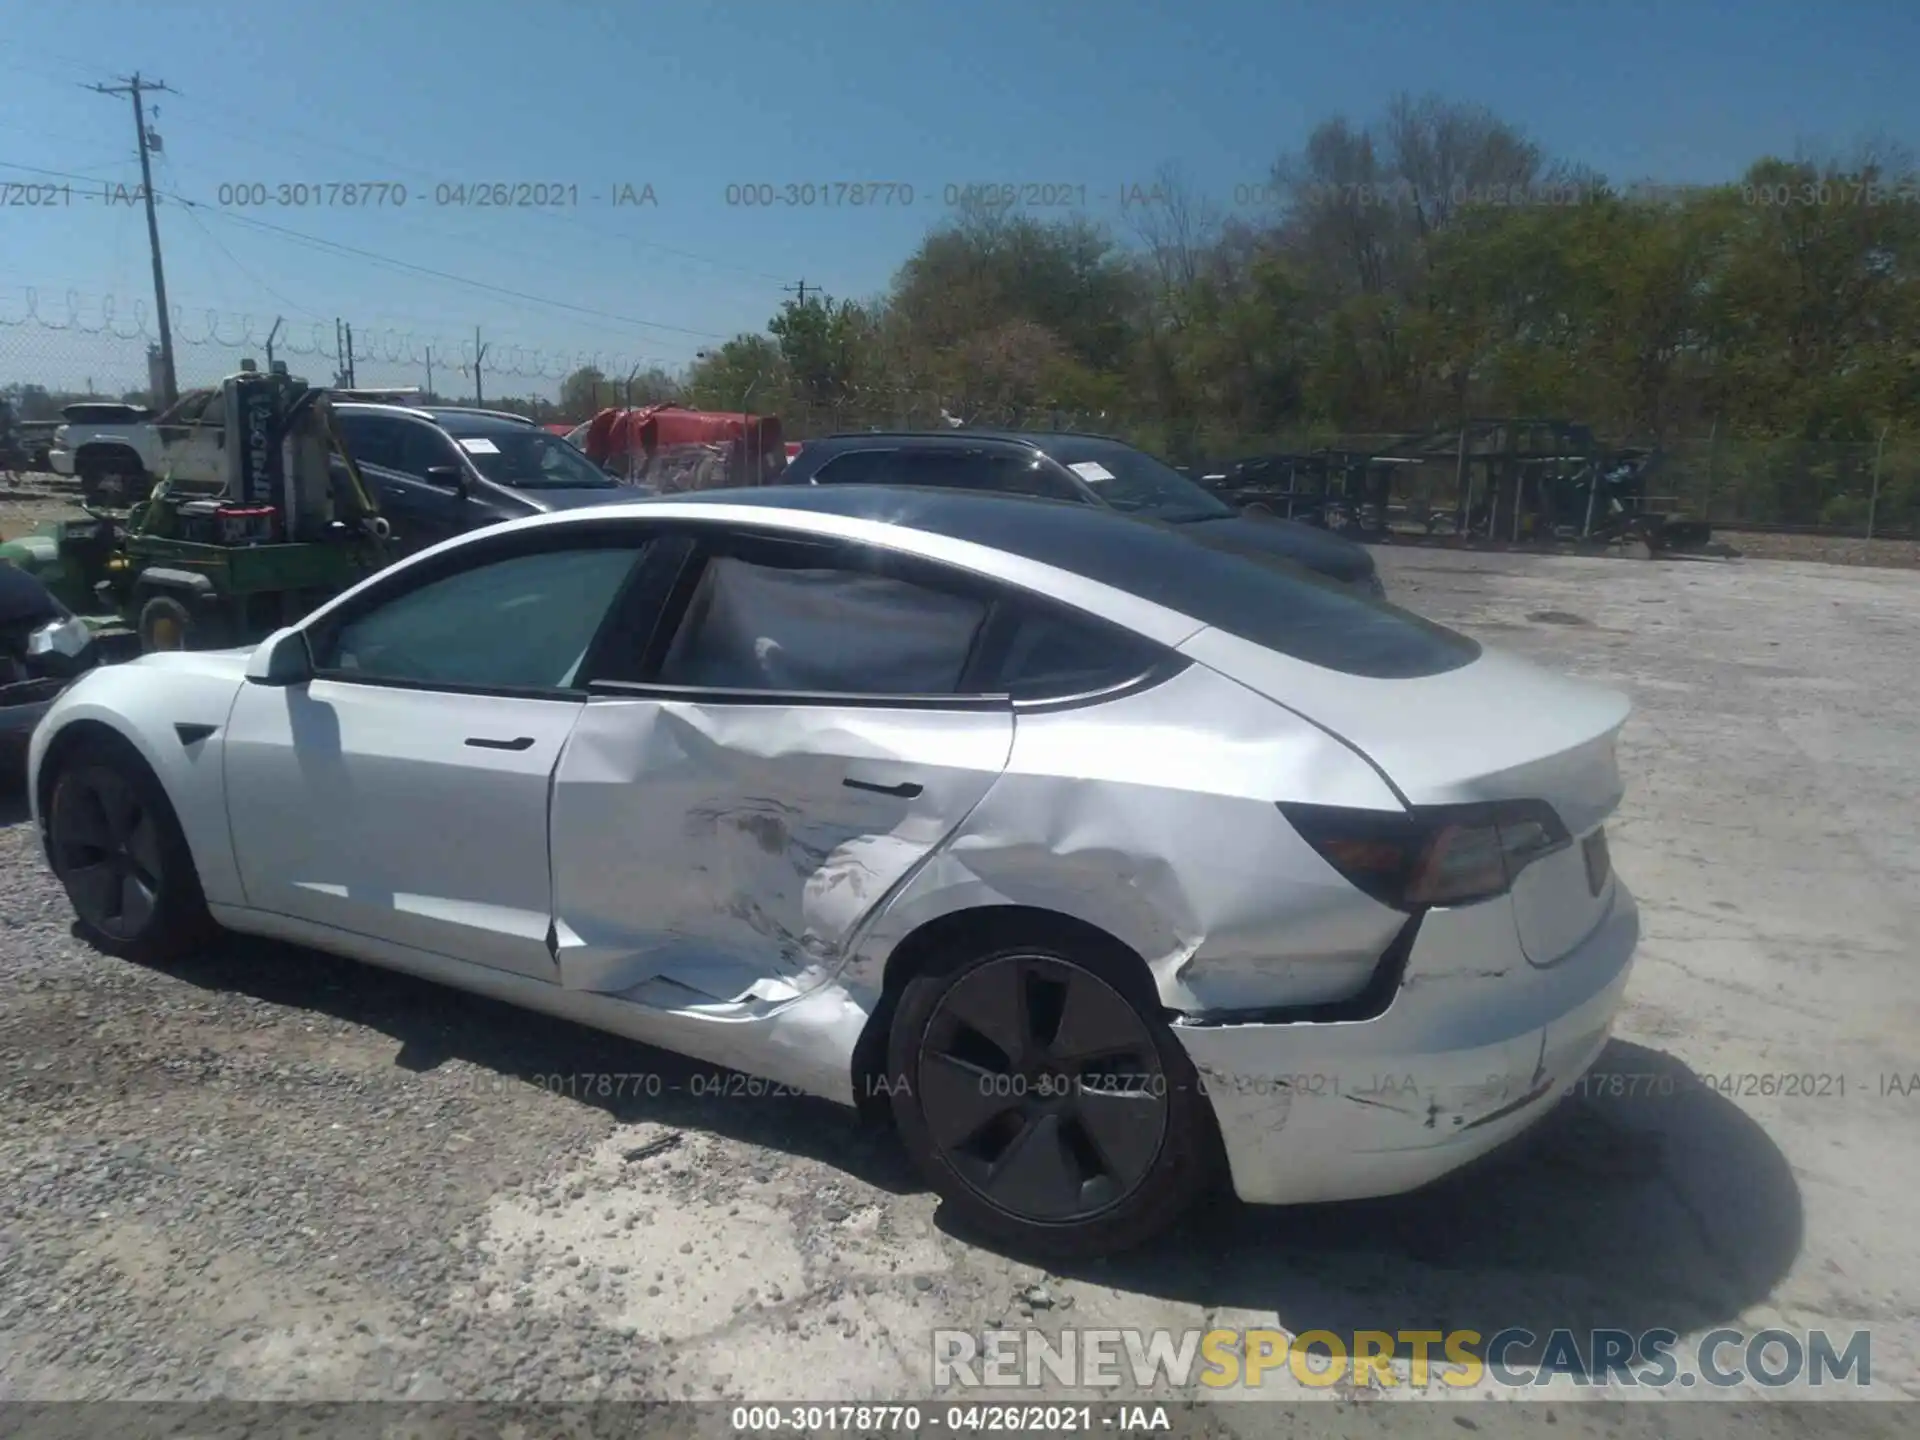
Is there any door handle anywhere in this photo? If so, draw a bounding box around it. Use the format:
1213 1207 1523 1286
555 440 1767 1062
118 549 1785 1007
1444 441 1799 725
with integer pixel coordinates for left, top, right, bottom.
843 777 922 799
466 735 536 751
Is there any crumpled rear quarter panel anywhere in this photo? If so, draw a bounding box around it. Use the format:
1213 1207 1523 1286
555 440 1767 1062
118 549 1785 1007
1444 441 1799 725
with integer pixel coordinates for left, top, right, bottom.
846 661 1410 1014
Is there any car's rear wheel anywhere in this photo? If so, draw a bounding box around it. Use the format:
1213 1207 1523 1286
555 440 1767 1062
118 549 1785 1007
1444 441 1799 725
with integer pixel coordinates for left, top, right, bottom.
46 738 212 963
888 939 1218 1256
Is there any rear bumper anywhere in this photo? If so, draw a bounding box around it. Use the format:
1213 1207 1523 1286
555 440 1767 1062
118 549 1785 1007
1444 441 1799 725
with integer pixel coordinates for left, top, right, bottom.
1172 883 1638 1206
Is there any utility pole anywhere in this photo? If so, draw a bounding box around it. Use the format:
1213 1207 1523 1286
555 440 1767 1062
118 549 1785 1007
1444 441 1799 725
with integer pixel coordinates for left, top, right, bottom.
424 346 434 401
264 316 283 371
90 73 177 404
472 326 489 405
1867 422 1890 541
344 323 357 388
783 279 813 306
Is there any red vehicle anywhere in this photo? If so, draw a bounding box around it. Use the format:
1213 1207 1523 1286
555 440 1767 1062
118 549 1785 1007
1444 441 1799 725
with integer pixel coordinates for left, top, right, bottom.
575 404 785 490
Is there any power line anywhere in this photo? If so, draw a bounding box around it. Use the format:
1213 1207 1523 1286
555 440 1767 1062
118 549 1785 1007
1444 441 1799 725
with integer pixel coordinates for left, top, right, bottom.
157 150 328 321
0 159 730 343
148 90 794 286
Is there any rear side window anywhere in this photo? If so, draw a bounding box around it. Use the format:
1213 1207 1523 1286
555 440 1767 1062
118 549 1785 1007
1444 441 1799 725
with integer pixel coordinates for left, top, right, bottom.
985 606 1168 701
337 415 404 470
657 553 989 695
812 447 1085 503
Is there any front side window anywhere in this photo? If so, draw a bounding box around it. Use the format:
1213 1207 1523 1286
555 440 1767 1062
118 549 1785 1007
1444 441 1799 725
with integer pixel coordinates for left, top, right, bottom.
657 552 988 695
400 422 462 481
316 544 646 690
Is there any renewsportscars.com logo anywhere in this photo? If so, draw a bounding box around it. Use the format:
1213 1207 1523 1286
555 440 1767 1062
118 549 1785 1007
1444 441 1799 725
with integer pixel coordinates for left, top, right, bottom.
932 1326 1875 1393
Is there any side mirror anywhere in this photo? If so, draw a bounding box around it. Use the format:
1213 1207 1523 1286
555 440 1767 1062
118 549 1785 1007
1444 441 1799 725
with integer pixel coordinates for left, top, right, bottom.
425 464 468 497
245 625 313 687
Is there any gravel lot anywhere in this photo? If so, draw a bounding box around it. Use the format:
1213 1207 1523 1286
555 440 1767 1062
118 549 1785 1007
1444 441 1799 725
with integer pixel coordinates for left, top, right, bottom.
1 503 1917 1432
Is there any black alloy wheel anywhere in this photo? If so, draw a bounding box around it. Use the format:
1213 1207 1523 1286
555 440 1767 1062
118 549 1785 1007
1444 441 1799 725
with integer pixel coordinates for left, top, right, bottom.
51 762 165 941
47 742 211 962
917 954 1169 1220
889 940 1218 1255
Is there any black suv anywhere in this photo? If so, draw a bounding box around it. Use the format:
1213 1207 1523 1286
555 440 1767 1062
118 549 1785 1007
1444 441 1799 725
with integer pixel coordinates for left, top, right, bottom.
333 404 648 555
777 431 1385 596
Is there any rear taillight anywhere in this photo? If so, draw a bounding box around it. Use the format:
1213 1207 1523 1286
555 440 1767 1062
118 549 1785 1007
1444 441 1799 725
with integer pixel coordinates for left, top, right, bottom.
1280 800 1571 910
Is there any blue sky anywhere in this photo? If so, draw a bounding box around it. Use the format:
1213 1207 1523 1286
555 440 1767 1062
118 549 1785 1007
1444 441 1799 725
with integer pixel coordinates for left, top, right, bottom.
2 0 1916 395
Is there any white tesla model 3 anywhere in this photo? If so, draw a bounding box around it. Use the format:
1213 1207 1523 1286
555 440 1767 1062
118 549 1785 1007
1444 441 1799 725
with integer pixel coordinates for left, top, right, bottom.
29 486 1638 1255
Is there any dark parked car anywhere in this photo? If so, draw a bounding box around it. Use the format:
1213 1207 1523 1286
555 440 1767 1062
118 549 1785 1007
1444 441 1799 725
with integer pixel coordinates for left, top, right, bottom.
333 405 650 555
776 431 1386 597
0 561 104 769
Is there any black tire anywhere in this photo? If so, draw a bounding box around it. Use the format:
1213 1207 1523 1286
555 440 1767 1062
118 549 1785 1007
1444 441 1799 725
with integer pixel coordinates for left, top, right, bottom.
887 936 1219 1257
46 736 213 964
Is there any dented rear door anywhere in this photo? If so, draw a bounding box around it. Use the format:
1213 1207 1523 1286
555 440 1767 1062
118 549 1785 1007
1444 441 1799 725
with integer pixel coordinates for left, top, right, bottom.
548 697 1013 1001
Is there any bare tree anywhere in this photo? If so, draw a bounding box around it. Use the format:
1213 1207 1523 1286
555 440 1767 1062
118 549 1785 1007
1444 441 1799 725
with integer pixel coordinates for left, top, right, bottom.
1126 162 1222 329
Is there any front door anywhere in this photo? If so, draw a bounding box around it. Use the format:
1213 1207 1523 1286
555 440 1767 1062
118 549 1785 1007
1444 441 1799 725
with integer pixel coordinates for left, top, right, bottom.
225 683 581 976
224 535 654 978
549 536 1015 1001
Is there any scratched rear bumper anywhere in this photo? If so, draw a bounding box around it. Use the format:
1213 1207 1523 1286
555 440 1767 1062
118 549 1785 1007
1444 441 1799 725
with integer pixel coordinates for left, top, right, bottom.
1172 884 1638 1206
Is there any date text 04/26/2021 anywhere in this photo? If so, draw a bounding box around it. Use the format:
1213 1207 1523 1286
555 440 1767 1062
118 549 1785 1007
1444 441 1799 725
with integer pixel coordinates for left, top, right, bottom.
730 1404 1172 1433
203 181 660 208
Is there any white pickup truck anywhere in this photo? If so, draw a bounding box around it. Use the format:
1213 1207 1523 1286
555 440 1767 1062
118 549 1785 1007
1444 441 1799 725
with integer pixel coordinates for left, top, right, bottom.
50 390 228 503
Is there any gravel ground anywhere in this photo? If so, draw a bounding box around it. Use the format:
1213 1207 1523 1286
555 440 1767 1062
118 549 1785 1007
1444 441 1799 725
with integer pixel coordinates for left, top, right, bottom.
1 504 1917 1433
1712 529 1920 570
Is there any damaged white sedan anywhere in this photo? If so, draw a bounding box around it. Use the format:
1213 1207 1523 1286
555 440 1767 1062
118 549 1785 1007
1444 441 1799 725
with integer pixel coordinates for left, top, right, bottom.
29 485 1638 1255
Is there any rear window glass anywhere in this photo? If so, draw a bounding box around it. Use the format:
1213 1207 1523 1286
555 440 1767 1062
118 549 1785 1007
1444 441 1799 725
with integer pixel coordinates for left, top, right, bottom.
907 500 1475 679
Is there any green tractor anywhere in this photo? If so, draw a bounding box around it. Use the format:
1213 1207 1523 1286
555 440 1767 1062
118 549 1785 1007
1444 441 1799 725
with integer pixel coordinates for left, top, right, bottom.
0 365 394 654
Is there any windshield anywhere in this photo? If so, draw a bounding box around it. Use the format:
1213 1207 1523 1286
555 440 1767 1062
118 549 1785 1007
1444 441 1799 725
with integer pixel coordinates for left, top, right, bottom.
450 430 617 490
1052 444 1234 524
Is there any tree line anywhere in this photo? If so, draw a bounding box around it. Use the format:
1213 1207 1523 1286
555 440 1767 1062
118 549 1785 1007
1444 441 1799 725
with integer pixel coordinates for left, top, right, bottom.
564 94 1919 527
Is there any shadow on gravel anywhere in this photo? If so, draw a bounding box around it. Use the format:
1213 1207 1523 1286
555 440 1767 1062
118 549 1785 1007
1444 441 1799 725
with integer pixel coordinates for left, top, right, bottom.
1017 1037 1804 1361
63 900 1804 1355
116 930 923 1197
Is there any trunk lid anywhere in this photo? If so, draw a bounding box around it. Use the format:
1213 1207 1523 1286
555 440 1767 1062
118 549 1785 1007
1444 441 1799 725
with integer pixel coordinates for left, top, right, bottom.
1182 631 1629 965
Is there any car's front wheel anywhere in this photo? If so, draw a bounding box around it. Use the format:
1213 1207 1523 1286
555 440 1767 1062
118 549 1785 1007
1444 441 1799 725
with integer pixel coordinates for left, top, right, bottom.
888 938 1218 1256
46 736 213 963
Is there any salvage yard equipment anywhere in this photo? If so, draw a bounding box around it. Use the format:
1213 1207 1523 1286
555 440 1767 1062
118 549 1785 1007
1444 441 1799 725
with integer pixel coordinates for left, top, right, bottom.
580 404 787 490
0 365 392 653
1206 419 1716 554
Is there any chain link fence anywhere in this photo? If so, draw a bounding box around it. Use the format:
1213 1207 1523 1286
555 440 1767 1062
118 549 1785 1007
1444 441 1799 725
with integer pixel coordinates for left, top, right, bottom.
782 406 1920 536
7 307 1913 535
0 294 672 414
